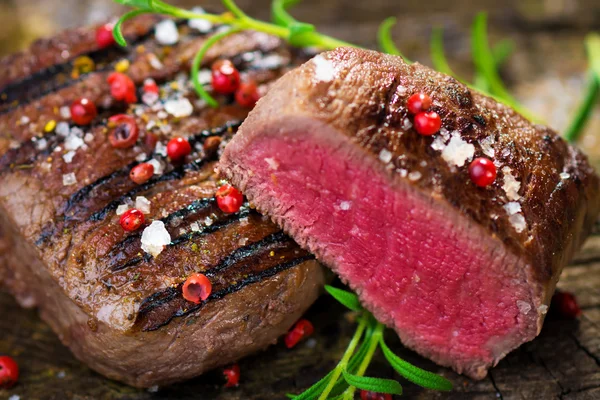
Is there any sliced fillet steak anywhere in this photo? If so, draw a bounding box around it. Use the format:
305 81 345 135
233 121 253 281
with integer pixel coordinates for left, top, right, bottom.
220 47 600 379
0 17 324 387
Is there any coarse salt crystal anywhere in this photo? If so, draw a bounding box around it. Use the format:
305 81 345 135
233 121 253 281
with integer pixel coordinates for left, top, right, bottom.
402 118 413 130
441 132 475 167
165 97 194 118
189 10 213 33
136 196 152 214
190 222 201 232
142 91 159 106
197 69 212 85
379 149 393 163
339 201 351 210
35 138 48 150
264 157 279 170
431 135 447 151
155 20 179 45
20 116 30 125
147 159 164 175
408 171 422 181
312 55 335 82
560 172 570 180
56 121 70 137
60 106 71 119
63 151 76 163
516 300 531 315
238 237 248 246
157 110 168 120
509 213 527 233
538 304 548 314
204 216 213 226
397 168 408 178
116 204 130 216
396 85 407 96
502 167 521 201
439 127 450 140
147 53 164 70
479 135 496 158
503 201 521 215
136 153 147 162
252 54 285 70
141 221 171 257
64 134 84 151
84 132 94 143
62 172 77 186
155 141 168 157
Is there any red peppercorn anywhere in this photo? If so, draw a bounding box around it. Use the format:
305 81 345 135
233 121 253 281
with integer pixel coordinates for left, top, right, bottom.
182 273 212 304
284 319 314 349
211 59 241 94
167 137 192 162
551 291 582 319
143 78 159 94
119 209 145 231
215 184 244 214
108 114 139 148
407 92 432 114
96 23 115 48
107 72 138 104
130 163 154 184
70 97 97 125
223 364 240 388
235 81 260 108
0 356 19 389
468 157 497 187
360 390 392 400
413 111 442 136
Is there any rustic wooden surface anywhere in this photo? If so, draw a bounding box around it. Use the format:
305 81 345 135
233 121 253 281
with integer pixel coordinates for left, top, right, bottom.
1 0 600 399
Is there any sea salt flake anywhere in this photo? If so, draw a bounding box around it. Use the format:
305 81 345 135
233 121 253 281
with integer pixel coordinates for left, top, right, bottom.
238 237 248 246
379 148 393 163
397 168 408 178
402 118 413 130
35 138 48 150
64 134 84 151
141 221 172 257
147 159 164 175
136 153 147 162
264 157 279 170
408 171 422 181
190 222 201 232
502 167 522 201
62 172 77 186
431 135 447 151
252 54 285 70
516 300 531 315
560 172 570 180
147 53 164 70
63 151 76 163
60 106 71 119
439 128 450 140
441 132 475 167
56 121 70 137
479 135 496 158
189 9 213 33
155 141 168 157
142 91 159 106
165 98 194 118
116 204 130 216
204 216 213 226
312 55 335 82
155 20 179 45
157 110 168 120
339 201 351 210
136 196 152 214
84 132 94 143
197 69 212 85
538 304 549 315
396 85 407 96
509 213 527 233
503 201 522 215
20 116 30 125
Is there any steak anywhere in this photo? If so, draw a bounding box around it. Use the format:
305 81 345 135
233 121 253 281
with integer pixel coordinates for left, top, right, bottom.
220 47 600 379
0 17 324 387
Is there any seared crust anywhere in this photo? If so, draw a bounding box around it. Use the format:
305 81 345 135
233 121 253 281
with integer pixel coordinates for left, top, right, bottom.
0 17 324 387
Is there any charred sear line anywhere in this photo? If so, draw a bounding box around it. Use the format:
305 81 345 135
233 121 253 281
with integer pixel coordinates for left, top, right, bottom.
137 247 314 332
168 208 253 246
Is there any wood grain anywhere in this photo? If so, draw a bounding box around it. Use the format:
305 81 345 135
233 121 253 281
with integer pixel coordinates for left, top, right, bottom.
1 0 600 399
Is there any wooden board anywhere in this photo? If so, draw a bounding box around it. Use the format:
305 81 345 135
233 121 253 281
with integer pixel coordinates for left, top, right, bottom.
1 0 600 399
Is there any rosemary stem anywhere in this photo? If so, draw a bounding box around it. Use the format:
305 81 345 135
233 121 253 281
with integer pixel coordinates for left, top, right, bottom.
318 314 369 400
341 322 385 400
564 72 599 143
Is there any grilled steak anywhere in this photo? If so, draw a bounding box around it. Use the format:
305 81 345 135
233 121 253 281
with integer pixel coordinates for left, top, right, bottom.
220 48 600 379
0 17 324 387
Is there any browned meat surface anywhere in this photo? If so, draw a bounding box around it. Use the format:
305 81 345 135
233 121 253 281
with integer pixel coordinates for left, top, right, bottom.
220 48 600 379
0 17 324 387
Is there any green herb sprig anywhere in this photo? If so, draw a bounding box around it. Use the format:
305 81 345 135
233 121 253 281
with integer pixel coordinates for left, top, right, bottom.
286 286 452 400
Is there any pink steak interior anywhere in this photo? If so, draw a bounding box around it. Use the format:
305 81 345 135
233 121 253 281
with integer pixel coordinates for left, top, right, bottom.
235 128 539 376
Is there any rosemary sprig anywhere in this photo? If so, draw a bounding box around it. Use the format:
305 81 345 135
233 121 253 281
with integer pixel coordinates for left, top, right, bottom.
288 286 452 399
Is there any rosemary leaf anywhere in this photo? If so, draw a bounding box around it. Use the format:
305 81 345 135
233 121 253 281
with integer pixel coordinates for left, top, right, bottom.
342 370 403 395
325 285 362 311
377 17 407 60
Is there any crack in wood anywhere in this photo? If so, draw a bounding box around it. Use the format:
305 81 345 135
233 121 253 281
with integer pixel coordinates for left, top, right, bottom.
488 370 503 400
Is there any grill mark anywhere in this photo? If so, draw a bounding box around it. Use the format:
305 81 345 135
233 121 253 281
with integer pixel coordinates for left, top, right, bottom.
0 20 204 114
64 120 241 220
135 234 314 332
110 208 254 272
